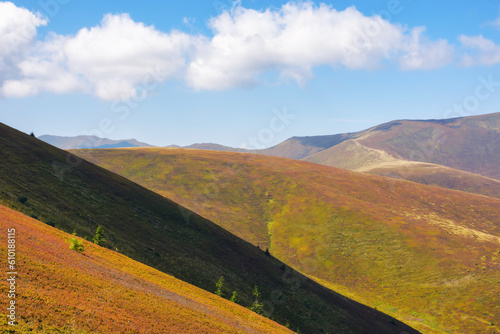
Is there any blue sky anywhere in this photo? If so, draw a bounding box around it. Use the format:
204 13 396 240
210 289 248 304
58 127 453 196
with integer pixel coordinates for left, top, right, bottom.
1 0 500 148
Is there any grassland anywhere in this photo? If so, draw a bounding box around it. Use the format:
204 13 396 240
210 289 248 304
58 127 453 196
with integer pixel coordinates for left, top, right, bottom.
74 147 500 334
0 123 416 334
0 204 294 333
304 139 500 199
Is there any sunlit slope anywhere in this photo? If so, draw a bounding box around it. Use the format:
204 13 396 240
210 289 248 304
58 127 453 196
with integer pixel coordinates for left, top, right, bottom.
304 139 500 199
0 123 417 334
299 112 500 181
0 204 294 334
74 147 500 334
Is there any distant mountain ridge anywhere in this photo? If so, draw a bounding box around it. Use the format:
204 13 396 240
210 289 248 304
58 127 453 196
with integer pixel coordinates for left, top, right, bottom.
39 134 153 150
173 112 500 197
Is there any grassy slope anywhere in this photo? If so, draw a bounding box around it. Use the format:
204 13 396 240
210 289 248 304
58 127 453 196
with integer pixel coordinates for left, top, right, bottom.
74 147 500 334
0 204 294 334
355 113 500 180
0 123 417 334
304 139 500 199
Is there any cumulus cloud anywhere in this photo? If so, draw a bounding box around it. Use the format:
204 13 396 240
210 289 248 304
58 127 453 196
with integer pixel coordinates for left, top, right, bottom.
0 2 47 79
186 2 454 90
2 9 197 100
0 1 462 98
459 35 500 66
398 27 454 70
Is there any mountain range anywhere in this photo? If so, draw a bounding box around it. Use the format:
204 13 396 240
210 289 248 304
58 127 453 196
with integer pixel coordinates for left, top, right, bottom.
170 112 500 198
38 134 153 149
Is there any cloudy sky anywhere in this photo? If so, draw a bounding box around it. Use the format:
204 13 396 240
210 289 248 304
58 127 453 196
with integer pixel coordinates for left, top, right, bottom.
1 0 500 147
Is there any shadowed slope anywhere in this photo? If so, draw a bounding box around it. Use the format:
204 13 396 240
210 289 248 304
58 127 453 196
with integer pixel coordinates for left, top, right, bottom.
0 204 294 334
74 147 500 334
0 123 417 334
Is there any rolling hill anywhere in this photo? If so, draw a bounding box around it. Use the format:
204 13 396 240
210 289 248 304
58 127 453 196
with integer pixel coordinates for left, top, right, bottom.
304 139 500 199
73 147 500 334
175 113 500 198
39 134 153 149
0 122 417 334
0 204 294 334
261 112 500 181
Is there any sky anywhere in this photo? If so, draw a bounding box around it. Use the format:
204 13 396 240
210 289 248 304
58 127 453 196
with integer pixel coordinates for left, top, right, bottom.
1 0 500 148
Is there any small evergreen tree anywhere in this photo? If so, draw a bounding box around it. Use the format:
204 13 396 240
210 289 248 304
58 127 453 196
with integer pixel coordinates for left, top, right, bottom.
92 226 105 246
215 276 224 297
250 285 263 314
230 291 239 303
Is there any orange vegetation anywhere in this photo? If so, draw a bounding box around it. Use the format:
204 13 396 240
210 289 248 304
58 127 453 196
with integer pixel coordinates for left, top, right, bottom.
0 204 293 334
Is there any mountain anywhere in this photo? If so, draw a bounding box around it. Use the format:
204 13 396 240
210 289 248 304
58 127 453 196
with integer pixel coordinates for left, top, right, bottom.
0 204 294 334
73 147 500 334
304 139 500 199
38 134 153 149
185 143 249 152
0 122 417 334
176 112 500 197
288 112 500 181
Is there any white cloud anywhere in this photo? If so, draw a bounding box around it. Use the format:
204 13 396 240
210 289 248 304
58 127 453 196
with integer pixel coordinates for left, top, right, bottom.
0 1 459 97
2 11 197 100
0 2 47 79
399 27 454 70
186 2 454 90
459 35 500 66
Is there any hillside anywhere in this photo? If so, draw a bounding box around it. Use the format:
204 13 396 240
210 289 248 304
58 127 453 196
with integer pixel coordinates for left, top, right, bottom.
0 123 416 334
259 113 500 181
168 113 500 197
0 204 294 334
74 147 500 334
39 134 153 149
304 139 500 199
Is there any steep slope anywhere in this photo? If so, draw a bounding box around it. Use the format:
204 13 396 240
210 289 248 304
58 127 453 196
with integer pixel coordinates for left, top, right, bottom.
74 147 500 334
0 123 416 334
0 204 294 334
304 139 500 199
39 134 153 149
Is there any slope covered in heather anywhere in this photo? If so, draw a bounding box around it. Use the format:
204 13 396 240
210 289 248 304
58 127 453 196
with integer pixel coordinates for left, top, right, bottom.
74 147 500 334
0 122 416 334
0 204 294 334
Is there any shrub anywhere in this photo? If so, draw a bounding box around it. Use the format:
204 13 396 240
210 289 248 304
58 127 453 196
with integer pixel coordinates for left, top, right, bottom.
17 196 28 204
215 276 224 297
69 237 84 252
230 291 239 304
265 248 271 256
92 226 105 246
